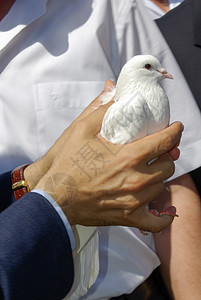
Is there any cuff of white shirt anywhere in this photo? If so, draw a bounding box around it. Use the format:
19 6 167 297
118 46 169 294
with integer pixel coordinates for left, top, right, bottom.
31 189 75 250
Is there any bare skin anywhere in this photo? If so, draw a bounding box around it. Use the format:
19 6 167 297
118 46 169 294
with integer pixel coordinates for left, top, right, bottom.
151 0 170 13
151 174 201 300
25 81 183 231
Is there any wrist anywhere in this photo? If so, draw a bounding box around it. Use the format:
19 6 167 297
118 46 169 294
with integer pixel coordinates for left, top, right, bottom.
24 155 52 190
24 162 40 190
35 168 77 225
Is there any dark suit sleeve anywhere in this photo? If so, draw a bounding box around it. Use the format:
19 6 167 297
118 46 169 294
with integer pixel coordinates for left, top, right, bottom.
0 192 74 300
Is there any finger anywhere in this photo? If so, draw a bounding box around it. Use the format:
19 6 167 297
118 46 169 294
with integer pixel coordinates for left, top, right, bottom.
145 153 175 184
144 122 184 162
97 182 165 211
104 80 116 92
72 80 115 124
125 122 184 163
79 98 114 135
74 182 166 227
169 145 180 161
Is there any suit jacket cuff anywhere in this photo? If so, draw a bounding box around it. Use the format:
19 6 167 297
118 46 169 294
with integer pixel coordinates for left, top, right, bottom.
32 189 75 250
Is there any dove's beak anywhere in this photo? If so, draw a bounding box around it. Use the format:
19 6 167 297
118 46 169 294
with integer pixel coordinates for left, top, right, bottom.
157 68 173 79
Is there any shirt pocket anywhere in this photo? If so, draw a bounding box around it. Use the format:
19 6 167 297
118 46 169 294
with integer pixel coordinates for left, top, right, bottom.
33 81 105 156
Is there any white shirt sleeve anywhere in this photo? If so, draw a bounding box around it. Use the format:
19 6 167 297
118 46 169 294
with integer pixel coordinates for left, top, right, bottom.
31 189 75 250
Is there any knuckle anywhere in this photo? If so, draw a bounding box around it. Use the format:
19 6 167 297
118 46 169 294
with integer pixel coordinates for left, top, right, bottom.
132 172 151 192
124 199 140 211
121 175 147 193
131 180 146 192
155 153 175 181
112 198 141 224
163 131 175 149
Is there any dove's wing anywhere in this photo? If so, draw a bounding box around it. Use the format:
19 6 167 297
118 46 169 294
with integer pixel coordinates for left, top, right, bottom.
101 91 150 144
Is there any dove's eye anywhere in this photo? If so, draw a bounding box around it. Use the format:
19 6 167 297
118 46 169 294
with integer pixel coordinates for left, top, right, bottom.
145 64 152 70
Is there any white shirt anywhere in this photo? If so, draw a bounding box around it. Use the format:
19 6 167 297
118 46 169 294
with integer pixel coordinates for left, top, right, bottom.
1 0 201 299
143 0 184 19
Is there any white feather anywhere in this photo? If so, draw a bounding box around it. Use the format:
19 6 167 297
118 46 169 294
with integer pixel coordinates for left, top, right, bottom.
100 55 171 144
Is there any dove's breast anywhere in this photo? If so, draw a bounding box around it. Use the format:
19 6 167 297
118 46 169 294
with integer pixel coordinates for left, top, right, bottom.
146 87 170 135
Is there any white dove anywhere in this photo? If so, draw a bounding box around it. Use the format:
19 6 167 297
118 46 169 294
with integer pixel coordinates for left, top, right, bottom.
100 55 173 144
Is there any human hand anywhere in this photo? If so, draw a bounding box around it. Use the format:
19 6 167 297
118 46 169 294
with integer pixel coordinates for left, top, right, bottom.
24 80 115 189
34 94 183 232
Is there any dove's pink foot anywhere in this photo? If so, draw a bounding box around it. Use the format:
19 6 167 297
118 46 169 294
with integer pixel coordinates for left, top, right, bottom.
150 206 179 217
140 206 179 235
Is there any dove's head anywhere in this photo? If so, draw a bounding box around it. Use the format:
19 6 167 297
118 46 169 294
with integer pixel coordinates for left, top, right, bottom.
118 55 173 87
114 55 173 101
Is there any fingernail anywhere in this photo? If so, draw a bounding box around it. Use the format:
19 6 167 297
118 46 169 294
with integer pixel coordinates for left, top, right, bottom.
104 80 115 92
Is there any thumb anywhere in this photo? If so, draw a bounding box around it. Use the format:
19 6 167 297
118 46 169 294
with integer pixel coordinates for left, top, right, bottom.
72 80 115 124
82 95 114 135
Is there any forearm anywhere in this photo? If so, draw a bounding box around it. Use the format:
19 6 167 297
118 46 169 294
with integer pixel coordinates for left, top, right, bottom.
152 173 201 300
